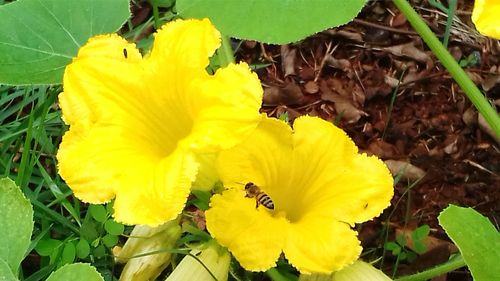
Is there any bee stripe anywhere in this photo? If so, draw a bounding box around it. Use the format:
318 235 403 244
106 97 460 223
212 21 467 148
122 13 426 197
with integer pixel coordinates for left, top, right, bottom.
256 193 275 209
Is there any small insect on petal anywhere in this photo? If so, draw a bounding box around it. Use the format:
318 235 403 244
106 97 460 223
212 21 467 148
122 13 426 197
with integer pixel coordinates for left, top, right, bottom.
123 48 128 59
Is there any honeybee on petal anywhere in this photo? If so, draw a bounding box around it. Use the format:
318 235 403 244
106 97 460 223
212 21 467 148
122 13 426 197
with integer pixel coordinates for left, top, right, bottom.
244 182 274 210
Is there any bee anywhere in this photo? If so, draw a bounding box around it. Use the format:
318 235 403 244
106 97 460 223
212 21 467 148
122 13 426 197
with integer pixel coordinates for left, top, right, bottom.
244 182 274 210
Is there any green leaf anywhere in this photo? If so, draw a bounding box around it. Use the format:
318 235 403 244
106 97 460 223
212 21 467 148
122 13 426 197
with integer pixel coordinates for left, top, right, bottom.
0 178 34 274
92 245 106 258
395 234 406 247
0 258 17 281
35 239 63 256
101 234 118 248
384 241 400 252
412 224 430 240
413 240 427 254
76 239 90 259
190 190 211 211
177 0 367 44
46 263 104 281
0 0 130 85
89 204 107 223
104 219 124 236
438 205 500 281
61 242 76 265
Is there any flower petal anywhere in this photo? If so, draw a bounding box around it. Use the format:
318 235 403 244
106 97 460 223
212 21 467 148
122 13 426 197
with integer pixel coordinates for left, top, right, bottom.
216 115 293 195
290 116 393 224
206 189 286 271
113 149 198 225
472 0 500 39
150 18 220 75
187 63 264 151
284 214 362 274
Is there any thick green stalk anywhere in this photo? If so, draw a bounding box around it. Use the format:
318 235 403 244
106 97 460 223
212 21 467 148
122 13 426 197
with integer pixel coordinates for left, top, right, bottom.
218 35 235 67
395 255 466 281
392 0 500 138
151 0 161 29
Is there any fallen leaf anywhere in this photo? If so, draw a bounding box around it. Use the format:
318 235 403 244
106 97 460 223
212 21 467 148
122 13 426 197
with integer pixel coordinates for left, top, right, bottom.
382 42 430 64
281 45 297 77
384 160 426 181
478 114 500 145
323 94 367 124
304 81 319 94
263 82 304 106
325 55 351 72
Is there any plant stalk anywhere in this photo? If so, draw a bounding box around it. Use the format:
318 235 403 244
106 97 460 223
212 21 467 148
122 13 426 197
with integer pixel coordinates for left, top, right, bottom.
218 35 235 67
266 268 290 281
392 0 500 138
395 255 466 281
151 0 161 29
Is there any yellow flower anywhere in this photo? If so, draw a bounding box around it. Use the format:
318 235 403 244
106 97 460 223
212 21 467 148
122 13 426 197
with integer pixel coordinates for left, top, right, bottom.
472 0 500 39
57 19 263 226
205 115 393 274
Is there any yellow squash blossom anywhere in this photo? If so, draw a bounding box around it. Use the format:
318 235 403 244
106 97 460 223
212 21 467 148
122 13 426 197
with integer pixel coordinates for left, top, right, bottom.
205 115 393 274
472 0 500 39
57 19 262 226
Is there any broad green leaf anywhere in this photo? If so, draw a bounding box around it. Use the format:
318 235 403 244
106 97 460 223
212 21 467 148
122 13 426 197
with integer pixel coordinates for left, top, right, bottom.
46 263 104 281
438 205 500 281
102 234 118 248
89 204 107 223
0 0 130 85
104 219 124 235
177 0 367 44
61 242 76 265
35 239 63 256
0 258 17 281
76 239 90 259
0 178 34 274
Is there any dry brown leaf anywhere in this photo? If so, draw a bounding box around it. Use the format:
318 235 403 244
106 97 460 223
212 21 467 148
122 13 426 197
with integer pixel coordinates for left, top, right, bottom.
366 139 399 159
263 82 304 106
281 45 297 77
481 74 500 91
462 107 478 127
324 94 367 124
304 81 319 94
384 160 426 181
478 113 500 145
383 42 430 64
325 55 351 72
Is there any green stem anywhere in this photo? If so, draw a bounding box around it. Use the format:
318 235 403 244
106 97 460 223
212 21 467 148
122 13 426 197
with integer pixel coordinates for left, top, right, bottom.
218 35 235 67
443 0 457 48
392 0 500 138
151 0 161 29
395 255 466 281
266 268 290 281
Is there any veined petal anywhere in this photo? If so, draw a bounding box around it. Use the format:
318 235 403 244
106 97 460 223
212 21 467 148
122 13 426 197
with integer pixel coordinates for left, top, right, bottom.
187 63 263 151
216 115 293 195
206 189 286 271
113 149 198 225
289 116 393 224
284 215 362 274
472 0 500 39
150 18 220 75
309 154 394 224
